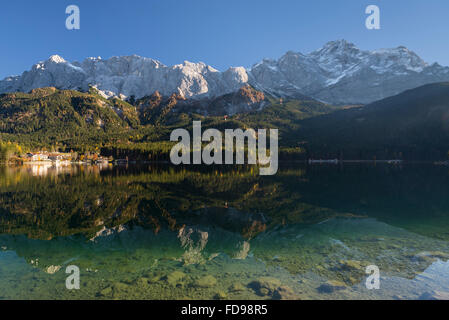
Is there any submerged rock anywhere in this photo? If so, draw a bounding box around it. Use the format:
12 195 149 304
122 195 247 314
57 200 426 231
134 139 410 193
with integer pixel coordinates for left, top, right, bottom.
98 286 113 297
339 260 363 271
136 277 149 287
148 275 162 284
214 291 227 300
273 286 300 300
113 282 130 291
415 251 449 263
229 282 245 292
45 265 61 274
347 276 359 285
194 275 217 288
318 280 347 293
249 277 282 297
419 291 449 300
427 251 449 260
166 271 187 286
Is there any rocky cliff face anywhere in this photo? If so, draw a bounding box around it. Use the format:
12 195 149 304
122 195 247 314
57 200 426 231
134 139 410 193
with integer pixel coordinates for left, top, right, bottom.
137 84 268 118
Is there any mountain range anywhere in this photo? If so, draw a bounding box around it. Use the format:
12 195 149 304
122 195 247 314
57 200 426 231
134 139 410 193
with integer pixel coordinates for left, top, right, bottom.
1 40 449 161
2 40 449 107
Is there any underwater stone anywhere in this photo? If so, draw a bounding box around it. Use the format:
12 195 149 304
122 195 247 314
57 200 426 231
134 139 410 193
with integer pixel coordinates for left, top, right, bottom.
347 276 359 285
318 280 347 293
136 277 149 286
98 286 113 297
194 275 217 288
113 282 130 291
214 291 227 300
249 277 282 296
339 260 363 271
429 251 449 260
419 291 449 300
273 286 300 300
416 251 449 262
229 282 245 292
259 288 269 296
45 265 61 274
166 271 187 286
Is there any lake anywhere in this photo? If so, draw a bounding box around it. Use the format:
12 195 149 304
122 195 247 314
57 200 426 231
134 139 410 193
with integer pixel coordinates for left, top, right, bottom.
0 162 449 300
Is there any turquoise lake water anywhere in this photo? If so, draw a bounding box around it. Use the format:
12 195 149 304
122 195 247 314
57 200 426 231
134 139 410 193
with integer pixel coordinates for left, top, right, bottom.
0 163 449 300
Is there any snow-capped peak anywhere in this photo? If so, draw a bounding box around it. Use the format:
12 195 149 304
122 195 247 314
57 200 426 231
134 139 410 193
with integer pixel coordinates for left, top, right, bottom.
314 39 358 54
47 55 66 64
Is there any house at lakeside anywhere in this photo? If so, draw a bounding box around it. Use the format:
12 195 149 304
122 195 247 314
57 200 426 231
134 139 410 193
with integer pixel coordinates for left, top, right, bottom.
26 152 49 162
25 152 72 162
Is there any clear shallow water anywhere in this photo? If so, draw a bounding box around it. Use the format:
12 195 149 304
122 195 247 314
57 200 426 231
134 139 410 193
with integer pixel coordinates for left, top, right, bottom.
0 163 449 300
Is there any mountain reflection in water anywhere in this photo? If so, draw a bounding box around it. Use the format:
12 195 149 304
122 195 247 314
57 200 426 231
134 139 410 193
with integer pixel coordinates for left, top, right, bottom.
0 163 449 300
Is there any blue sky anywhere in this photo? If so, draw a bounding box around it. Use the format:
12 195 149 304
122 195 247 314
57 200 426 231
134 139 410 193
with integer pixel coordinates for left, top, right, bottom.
1 0 449 78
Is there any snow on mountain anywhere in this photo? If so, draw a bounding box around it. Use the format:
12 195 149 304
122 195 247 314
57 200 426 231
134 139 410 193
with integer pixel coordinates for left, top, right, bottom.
1 40 449 105
249 40 449 104
0 54 249 100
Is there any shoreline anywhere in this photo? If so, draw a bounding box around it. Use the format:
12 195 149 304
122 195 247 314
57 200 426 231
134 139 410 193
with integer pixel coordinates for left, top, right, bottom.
0 159 448 166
